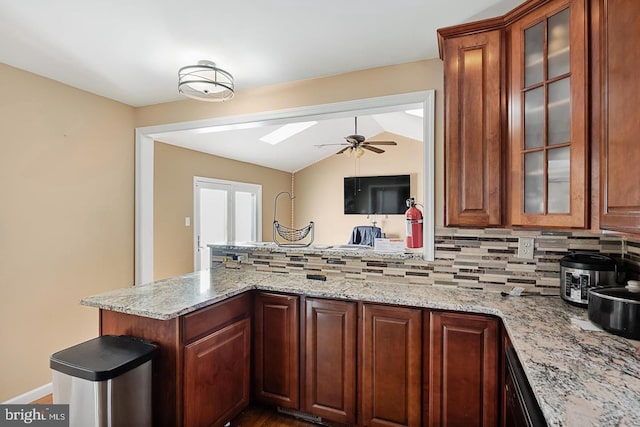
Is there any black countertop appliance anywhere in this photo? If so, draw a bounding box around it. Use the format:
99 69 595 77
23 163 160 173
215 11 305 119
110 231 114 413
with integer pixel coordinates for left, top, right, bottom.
559 253 618 307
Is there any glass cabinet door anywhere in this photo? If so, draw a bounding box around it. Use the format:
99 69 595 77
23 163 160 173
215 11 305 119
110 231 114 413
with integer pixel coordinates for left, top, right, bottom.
510 0 587 228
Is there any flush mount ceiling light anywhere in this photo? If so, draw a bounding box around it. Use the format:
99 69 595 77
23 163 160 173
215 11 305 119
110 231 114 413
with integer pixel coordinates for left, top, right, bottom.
178 60 234 102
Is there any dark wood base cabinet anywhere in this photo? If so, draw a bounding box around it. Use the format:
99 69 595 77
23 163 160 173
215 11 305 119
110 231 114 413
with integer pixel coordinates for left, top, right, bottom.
361 304 422 427
183 318 251 427
100 291 507 427
502 332 547 427
427 311 499 427
303 298 357 425
253 292 300 409
99 292 252 427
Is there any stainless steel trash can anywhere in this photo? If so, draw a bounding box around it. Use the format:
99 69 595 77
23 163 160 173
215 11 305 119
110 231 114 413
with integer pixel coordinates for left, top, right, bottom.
50 335 158 427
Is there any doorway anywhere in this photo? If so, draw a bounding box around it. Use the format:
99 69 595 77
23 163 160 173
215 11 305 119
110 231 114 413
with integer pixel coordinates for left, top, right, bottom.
136 91 435 284
193 177 262 271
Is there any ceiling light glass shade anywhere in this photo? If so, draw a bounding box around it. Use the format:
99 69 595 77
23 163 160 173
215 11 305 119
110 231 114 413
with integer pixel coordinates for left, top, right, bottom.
178 60 234 102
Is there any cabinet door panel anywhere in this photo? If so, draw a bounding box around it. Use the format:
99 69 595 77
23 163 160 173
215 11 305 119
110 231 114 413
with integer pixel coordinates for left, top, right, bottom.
599 0 640 231
183 317 251 427
361 304 422 427
509 0 588 227
444 30 503 226
304 298 356 424
428 312 498 427
253 292 300 408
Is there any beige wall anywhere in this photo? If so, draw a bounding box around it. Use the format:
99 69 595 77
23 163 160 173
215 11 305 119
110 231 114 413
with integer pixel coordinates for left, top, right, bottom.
294 132 423 244
135 60 442 130
0 58 444 401
0 64 135 401
154 142 292 280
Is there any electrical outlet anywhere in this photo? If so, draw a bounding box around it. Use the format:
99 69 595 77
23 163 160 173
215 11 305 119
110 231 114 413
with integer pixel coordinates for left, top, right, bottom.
517 237 535 260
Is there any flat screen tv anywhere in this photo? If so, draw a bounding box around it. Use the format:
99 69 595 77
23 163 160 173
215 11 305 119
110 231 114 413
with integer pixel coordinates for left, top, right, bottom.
344 175 410 215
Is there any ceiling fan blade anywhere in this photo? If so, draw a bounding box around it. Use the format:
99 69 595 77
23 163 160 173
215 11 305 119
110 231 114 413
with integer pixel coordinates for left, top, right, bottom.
336 146 351 154
315 143 350 147
363 140 397 146
363 145 385 154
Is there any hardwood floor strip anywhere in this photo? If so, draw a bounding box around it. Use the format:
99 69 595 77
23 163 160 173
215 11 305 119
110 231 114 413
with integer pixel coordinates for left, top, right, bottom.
231 406 317 427
33 395 316 427
31 394 53 404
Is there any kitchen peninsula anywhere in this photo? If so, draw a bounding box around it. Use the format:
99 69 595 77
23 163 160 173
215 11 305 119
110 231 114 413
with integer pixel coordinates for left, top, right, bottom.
82 257 640 427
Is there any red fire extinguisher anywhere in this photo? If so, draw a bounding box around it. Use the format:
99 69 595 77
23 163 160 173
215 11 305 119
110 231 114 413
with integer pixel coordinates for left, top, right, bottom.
405 198 423 249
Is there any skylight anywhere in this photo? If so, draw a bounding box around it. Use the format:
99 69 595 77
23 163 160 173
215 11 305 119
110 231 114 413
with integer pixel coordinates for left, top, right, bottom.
259 121 318 145
405 109 424 118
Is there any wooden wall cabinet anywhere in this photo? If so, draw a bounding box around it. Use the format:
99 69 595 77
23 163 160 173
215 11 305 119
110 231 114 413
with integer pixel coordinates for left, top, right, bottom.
361 304 422 427
596 0 640 232
253 292 300 409
441 29 504 227
439 0 591 229
427 311 499 427
303 297 357 425
509 0 588 228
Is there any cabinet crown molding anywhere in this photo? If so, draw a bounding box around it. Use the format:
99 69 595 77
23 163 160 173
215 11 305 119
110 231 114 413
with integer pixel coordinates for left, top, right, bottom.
437 0 555 59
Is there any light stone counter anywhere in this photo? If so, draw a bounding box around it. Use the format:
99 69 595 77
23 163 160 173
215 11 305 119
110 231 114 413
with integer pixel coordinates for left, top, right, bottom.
81 268 640 426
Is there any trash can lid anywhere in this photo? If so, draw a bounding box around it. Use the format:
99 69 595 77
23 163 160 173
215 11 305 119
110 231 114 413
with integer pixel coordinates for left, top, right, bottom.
50 335 158 381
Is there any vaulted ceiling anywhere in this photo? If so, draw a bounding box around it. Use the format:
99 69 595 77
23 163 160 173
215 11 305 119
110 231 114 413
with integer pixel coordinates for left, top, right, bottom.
0 0 523 106
0 0 523 170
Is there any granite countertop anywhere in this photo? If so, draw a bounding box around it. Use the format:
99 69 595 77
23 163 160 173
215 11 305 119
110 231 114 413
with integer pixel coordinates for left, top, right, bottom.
81 268 640 426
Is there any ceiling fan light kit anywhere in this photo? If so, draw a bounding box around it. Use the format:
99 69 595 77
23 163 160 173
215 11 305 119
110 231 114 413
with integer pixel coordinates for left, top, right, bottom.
353 146 365 158
178 60 234 102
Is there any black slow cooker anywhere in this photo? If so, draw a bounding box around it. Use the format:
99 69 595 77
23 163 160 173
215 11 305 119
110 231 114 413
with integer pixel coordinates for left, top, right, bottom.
589 281 640 340
559 253 618 307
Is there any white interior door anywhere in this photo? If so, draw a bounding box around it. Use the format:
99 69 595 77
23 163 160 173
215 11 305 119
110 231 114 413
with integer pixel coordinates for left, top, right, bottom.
194 181 231 271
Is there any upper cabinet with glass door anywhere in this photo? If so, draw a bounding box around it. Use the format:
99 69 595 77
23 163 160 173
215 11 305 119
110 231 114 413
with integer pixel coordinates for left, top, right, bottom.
509 0 588 227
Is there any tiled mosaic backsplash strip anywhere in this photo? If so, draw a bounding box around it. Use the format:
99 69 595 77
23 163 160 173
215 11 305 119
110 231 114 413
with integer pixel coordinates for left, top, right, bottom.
626 238 640 273
211 228 640 294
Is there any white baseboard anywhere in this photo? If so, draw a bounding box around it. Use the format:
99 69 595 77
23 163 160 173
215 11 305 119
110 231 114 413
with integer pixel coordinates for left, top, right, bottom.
2 383 52 404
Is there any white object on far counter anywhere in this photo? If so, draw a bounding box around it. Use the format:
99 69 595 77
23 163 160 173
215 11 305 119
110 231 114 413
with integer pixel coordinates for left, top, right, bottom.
374 238 405 253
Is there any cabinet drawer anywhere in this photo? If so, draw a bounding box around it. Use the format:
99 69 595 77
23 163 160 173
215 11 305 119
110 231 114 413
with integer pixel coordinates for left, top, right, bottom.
182 292 251 343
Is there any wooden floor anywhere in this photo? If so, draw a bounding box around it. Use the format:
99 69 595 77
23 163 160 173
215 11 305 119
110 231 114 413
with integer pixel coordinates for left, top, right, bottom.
231 406 318 427
31 394 53 404
33 395 316 426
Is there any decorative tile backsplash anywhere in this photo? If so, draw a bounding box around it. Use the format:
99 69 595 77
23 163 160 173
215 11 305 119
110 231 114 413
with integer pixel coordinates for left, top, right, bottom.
211 227 640 294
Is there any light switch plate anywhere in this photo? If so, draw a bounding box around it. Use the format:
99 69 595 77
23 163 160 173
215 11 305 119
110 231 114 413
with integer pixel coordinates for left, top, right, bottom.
185 217 191 227
517 237 535 259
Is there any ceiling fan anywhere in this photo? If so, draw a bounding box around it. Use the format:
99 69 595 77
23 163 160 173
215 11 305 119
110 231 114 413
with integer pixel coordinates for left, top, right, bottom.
315 117 397 156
